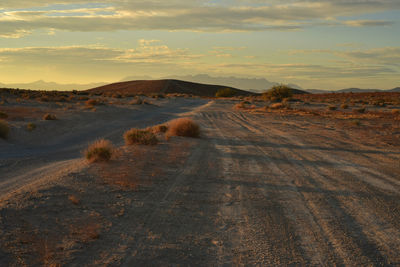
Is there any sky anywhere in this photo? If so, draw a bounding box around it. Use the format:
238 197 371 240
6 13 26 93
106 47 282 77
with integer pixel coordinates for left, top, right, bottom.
0 0 399 90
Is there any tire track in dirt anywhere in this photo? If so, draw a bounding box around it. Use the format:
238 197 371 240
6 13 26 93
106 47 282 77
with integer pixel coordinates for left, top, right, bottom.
215 104 400 265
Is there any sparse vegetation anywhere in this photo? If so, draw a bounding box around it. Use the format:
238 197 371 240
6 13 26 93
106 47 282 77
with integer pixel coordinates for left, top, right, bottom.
26 122 37 131
130 97 143 105
124 129 158 145
269 103 285 109
85 139 114 163
85 99 99 106
149 124 168 134
234 101 249 109
263 85 293 101
43 113 57 120
166 118 200 138
68 195 80 205
0 120 9 139
215 88 236 98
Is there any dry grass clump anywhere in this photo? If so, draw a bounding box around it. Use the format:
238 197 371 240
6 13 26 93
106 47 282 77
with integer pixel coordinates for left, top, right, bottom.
130 97 143 105
124 128 158 145
234 101 248 109
0 111 8 119
263 85 293 101
215 88 237 97
148 124 168 134
85 99 99 106
0 120 10 139
68 195 80 205
85 139 114 163
26 122 36 131
269 103 285 109
166 118 200 138
43 113 57 120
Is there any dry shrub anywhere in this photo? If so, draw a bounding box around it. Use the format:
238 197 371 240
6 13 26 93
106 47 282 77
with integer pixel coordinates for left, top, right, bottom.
68 195 80 205
85 99 98 106
0 120 9 139
85 139 114 163
70 221 101 243
124 129 158 145
341 103 349 109
234 101 247 109
270 103 285 109
130 97 143 105
166 118 200 138
26 122 36 131
215 88 236 97
263 85 293 101
43 113 57 120
148 124 168 134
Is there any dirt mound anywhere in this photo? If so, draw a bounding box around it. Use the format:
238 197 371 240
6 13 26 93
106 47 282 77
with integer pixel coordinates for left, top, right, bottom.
87 79 255 97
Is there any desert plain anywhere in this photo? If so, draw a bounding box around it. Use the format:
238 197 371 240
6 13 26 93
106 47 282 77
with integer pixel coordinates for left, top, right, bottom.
0 85 400 266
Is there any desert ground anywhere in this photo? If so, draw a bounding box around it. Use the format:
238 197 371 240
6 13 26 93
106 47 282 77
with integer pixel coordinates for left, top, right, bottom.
1 89 400 266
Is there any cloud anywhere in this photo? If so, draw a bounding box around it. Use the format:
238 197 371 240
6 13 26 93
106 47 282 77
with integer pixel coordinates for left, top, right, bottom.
0 41 204 65
290 47 400 66
0 0 398 37
344 20 394 27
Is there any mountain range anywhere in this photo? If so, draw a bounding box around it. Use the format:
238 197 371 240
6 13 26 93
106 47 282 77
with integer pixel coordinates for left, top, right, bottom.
0 76 398 94
0 80 105 91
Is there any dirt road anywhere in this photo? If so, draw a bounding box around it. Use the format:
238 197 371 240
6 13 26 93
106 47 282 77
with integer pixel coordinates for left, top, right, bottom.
1 100 400 265
122 101 400 266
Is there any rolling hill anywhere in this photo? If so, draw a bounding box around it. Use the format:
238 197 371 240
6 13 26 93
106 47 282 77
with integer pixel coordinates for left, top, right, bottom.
87 79 256 97
87 79 310 97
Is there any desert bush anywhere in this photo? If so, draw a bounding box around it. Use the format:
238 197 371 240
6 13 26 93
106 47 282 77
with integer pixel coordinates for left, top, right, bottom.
43 113 57 120
234 101 247 109
124 129 158 145
85 139 114 163
263 85 293 101
130 97 143 105
85 99 99 106
215 88 236 98
166 118 200 138
26 123 36 131
149 124 168 134
0 120 9 139
68 195 80 205
0 111 7 119
270 103 285 109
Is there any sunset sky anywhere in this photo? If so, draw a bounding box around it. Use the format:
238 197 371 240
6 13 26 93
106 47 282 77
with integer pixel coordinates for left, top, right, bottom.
0 0 399 90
